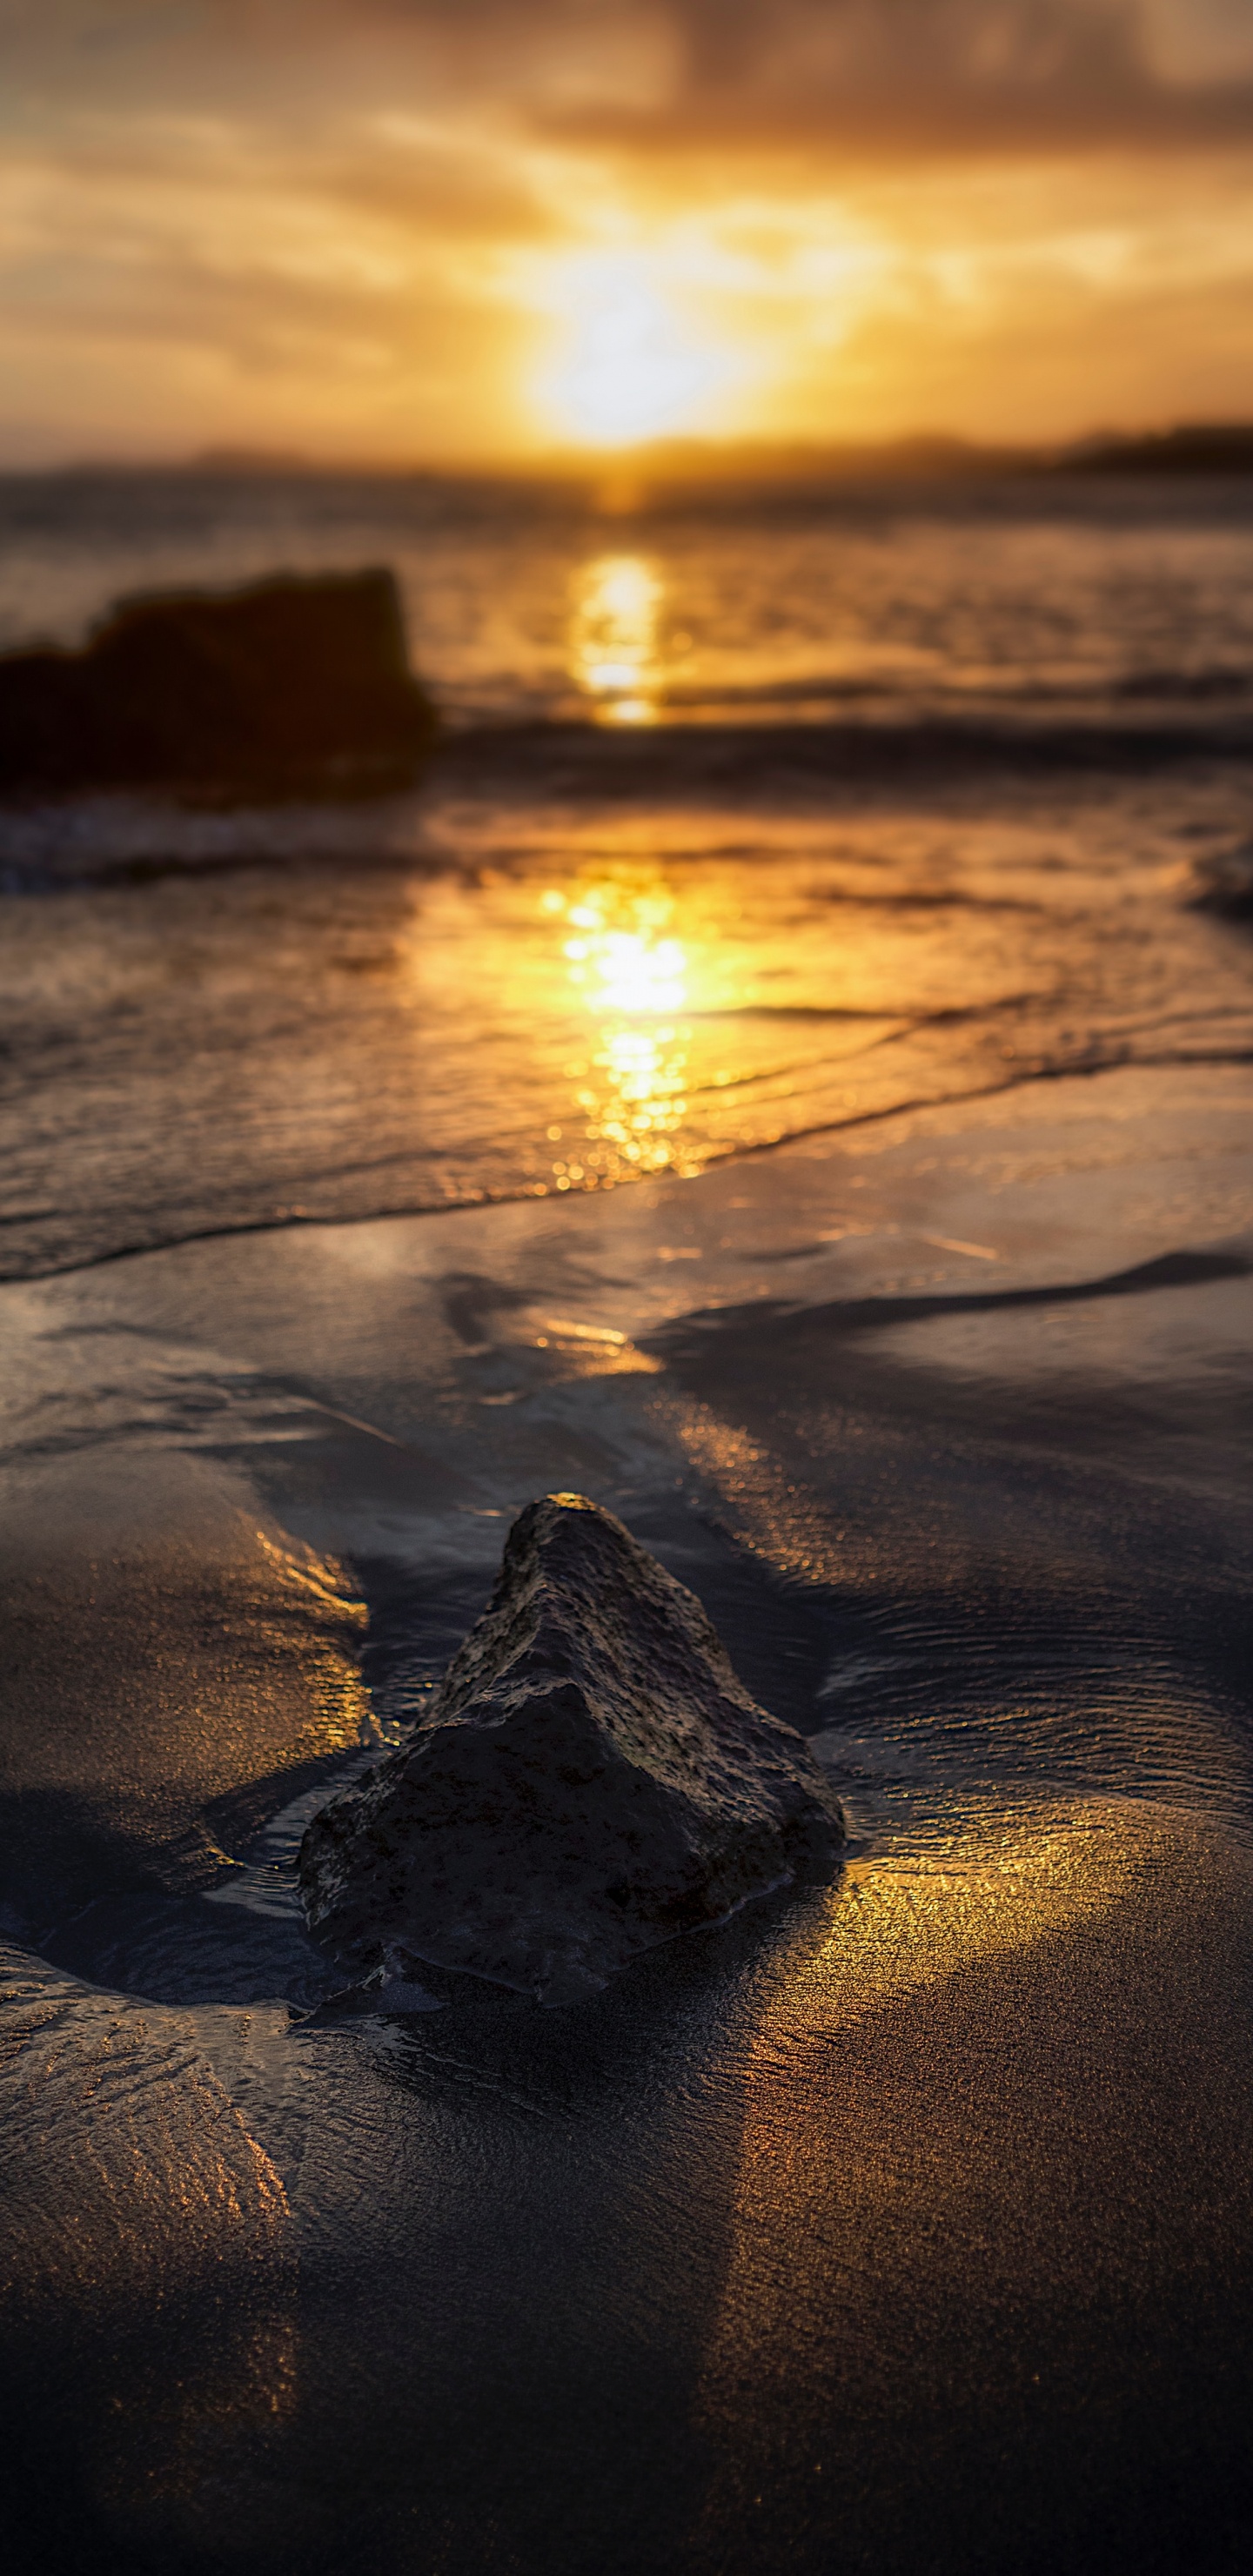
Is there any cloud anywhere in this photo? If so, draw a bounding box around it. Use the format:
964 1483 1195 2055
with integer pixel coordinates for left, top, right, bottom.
0 103 559 460
3 2 1253 457
552 1 1253 155
9 5 1253 151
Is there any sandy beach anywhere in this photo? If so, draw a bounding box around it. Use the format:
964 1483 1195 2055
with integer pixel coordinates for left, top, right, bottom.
3 995 1251 2568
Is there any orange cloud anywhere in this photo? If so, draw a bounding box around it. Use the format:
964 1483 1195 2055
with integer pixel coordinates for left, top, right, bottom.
3 3 1253 460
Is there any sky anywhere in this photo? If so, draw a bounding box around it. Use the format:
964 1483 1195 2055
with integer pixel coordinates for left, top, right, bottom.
3 0 1253 463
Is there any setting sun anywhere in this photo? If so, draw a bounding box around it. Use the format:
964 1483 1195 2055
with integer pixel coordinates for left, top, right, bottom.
532 250 744 446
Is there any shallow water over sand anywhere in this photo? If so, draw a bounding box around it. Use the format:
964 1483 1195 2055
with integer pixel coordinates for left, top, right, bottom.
3 1034 1253 2572
2 764 1252 1278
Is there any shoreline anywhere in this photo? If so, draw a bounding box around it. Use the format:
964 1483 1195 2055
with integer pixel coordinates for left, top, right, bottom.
3 1070 1253 2567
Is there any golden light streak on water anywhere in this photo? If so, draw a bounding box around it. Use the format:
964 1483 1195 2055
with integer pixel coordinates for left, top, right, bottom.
683 1796 1189 2537
669 1403 847 1582
802 1798 1149 2024
571 555 663 725
541 869 703 1189
399 802 1196 1217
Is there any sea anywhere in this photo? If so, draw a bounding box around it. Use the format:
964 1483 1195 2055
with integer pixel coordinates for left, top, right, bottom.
2 462 1253 2576
2 463 1253 1279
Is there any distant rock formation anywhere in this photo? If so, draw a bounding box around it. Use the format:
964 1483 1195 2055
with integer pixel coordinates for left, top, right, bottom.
299 1493 846 2005
0 567 438 797
1061 425 1253 475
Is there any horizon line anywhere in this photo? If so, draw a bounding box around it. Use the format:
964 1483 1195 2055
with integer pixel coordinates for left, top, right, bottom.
4 419 1253 483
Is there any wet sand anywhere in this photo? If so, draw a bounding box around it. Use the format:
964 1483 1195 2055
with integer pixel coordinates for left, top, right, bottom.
2 1055 1251 2572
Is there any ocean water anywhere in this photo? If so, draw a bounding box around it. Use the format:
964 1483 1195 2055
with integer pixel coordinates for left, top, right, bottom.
3 467 1253 1277
4 463 1253 730
2 468 1253 2575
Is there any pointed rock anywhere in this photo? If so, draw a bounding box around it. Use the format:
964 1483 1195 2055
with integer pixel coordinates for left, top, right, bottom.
298 1493 845 2004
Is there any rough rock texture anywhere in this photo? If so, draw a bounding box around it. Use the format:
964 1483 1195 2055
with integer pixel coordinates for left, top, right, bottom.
299 1494 846 2004
0 567 437 797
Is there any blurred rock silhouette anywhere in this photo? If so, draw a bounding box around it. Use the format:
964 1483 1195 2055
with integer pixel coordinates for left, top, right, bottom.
0 567 438 797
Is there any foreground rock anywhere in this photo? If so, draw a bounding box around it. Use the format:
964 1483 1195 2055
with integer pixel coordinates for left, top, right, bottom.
0 567 437 797
299 1494 846 2004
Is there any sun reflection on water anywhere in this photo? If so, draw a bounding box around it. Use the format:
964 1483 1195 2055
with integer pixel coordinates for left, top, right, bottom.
540 874 699 1187
573 555 663 725
411 822 1006 1209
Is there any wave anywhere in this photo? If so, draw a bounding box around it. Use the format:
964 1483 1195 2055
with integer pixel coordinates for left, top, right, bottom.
437 711 1253 782
6 1041 1253 1289
4 710 1253 895
600 667 1253 714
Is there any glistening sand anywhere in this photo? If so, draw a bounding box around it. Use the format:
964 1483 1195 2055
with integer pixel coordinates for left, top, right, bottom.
3 1037 1252 2573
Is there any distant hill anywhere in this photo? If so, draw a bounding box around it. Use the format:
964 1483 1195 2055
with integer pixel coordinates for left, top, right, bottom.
15 424 1253 487
1056 426 1253 473
546 426 1253 484
569 433 1026 482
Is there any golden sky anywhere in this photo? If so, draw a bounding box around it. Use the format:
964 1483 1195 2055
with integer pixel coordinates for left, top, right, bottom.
4 1 1253 462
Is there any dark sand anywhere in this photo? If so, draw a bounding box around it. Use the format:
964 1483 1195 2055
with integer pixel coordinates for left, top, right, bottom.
2 1055 1252 2572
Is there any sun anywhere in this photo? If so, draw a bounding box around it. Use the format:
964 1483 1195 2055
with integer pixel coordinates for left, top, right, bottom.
532 249 742 447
